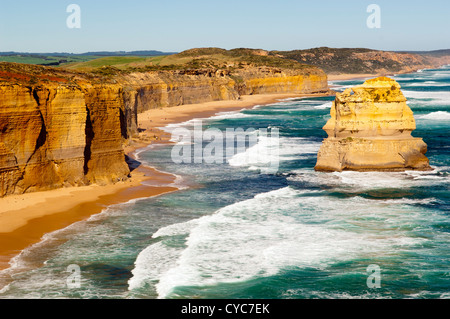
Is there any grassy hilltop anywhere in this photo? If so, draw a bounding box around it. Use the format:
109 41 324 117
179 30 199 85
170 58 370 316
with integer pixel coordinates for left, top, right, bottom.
62 48 315 73
2 47 449 77
272 47 450 74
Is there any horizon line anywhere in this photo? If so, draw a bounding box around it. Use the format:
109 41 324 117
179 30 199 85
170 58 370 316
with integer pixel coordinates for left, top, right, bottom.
1 46 450 56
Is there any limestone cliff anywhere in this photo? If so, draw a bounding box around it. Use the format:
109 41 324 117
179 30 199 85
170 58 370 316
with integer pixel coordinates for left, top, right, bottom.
118 70 240 115
233 67 327 96
118 65 328 119
315 77 431 172
0 65 130 196
0 59 328 196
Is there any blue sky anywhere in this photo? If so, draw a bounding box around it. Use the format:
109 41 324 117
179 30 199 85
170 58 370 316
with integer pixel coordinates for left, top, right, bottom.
0 0 449 53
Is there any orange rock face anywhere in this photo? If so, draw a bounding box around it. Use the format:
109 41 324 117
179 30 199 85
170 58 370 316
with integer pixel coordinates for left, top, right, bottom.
0 82 130 196
119 67 329 114
315 77 431 172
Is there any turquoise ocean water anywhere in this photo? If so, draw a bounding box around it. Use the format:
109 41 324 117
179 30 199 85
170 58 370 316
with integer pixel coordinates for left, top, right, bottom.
1 66 449 299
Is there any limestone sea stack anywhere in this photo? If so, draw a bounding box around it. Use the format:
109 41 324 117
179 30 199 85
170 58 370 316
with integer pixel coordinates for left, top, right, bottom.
315 77 432 172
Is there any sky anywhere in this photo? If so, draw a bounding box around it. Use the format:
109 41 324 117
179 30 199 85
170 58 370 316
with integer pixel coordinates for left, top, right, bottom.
0 0 449 53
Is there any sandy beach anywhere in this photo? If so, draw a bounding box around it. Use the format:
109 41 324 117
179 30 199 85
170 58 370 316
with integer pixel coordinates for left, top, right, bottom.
0 92 332 272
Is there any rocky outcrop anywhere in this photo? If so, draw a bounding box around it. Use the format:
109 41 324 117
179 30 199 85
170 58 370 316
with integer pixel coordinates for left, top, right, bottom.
315 77 431 172
0 80 130 196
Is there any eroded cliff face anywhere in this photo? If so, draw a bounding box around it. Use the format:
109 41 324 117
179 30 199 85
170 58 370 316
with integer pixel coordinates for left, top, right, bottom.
0 61 328 196
235 68 327 95
119 70 239 116
119 66 328 118
315 77 431 172
0 80 130 196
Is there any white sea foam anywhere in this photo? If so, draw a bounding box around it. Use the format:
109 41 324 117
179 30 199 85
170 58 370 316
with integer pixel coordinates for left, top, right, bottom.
395 77 430 82
158 118 200 137
416 111 450 120
132 144 159 161
327 83 355 91
161 109 258 133
314 101 333 109
333 171 412 189
287 167 447 191
206 110 254 121
440 292 450 299
130 145 189 190
228 133 280 173
162 111 259 145
165 118 199 129
128 242 183 291
152 218 200 238
168 136 193 145
432 71 450 77
335 169 447 189
403 90 450 100
407 81 449 87
128 185 432 298
228 135 320 173
141 172 188 190
403 90 450 106
382 197 441 205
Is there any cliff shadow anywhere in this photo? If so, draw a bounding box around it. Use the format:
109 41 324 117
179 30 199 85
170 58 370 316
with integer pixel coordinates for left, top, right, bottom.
83 107 94 175
119 108 128 139
125 155 141 173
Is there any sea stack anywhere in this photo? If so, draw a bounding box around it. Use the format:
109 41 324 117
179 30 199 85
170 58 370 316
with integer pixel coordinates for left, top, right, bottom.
315 77 432 172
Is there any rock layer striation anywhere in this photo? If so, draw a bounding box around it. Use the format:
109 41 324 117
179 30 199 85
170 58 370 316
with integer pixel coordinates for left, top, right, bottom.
0 80 130 196
315 77 431 172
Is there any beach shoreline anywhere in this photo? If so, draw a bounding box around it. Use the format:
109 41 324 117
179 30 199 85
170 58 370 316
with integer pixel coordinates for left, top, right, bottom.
0 91 332 273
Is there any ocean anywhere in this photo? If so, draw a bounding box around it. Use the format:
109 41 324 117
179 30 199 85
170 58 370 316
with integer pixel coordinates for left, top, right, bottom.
1 66 449 299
